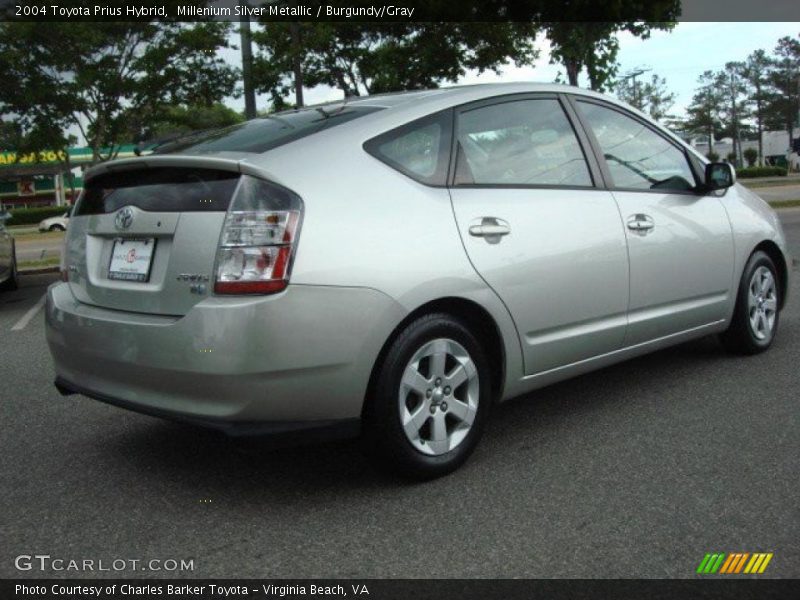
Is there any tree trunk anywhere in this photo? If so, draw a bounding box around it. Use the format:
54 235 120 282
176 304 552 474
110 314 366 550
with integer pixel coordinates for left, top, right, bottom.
290 23 304 108
239 3 256 119
756 86 764 166
565 59 580 87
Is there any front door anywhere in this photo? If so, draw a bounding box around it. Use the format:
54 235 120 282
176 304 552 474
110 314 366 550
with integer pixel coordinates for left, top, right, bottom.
574 99 734 345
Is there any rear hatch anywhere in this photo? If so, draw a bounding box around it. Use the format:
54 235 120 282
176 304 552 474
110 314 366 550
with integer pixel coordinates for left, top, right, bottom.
65 161 241 316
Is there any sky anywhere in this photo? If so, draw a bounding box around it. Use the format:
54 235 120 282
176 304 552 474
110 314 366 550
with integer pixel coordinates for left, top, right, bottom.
223 22 800 119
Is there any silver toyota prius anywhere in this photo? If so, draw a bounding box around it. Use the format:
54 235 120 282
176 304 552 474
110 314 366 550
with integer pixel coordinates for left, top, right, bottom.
46 83 791 478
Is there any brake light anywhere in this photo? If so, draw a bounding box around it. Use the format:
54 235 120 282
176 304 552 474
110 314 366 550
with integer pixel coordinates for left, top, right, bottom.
214 176 303 295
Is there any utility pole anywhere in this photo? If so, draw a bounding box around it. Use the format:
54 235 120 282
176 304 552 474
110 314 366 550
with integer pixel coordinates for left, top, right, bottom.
239 0 256 119
618 68 651 111
729 70 741 167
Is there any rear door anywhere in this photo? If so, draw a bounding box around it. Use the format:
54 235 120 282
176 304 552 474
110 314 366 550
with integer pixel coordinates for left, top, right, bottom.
448 95 630 375
572 98 734 345
65 164 240 316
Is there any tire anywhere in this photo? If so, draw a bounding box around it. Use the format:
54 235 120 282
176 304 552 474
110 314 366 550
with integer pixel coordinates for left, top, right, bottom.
0 245 18 291
362 313 492 479
49 224 65 232
719 250 780 355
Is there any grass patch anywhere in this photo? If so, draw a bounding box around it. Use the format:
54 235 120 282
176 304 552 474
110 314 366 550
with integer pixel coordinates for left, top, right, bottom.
19 257 60 270
13 230 65 243
768 199 800 209
744 179 800 189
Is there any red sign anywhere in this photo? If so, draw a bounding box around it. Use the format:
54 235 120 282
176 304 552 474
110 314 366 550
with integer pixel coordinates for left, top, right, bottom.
17 180 35 196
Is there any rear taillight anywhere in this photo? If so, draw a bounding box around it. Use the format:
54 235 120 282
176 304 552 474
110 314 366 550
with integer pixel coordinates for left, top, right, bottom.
214 176 303 295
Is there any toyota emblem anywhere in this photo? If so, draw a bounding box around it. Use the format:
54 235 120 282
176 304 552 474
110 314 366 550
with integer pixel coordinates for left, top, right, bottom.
115 207 134 230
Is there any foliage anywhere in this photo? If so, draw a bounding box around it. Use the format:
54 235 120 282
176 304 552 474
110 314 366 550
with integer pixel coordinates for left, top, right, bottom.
7 206 68 225
743 147 759 167
736 166 787 178
613 72 676 121
253 23 539 106
123 103 244 144
0 19 239 164
543 2 680 91
741 49 778 166
765 35 800 139
706 151 720 162
684 72 725 148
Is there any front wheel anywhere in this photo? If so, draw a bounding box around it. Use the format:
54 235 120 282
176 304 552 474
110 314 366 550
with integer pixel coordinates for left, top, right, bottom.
720 250 781 354
362 313 492 479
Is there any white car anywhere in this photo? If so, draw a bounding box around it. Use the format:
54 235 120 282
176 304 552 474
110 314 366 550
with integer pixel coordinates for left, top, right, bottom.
38 209 70 232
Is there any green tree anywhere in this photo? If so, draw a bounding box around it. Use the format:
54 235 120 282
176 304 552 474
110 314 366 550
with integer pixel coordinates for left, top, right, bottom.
123 103 244 145
543 2 680 91
253 23 539 107
743 147 759 167
742 49 777 166
0 21 239 164
765 34 800 144
715 62 750 167
614 72 676 122
683 71 725 154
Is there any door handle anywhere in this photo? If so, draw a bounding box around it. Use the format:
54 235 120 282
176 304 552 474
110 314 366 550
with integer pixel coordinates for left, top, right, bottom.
469 217 511 241
626 214 655 233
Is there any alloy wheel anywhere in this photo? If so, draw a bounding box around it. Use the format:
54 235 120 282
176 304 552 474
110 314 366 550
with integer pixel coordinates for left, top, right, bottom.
398 338 480 456
747 266 777 341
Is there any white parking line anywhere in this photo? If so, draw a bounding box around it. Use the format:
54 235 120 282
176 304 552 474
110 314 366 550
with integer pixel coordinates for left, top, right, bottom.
10 294 46 331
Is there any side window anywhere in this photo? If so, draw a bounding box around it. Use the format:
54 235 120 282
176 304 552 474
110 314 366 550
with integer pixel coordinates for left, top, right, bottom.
364 111 452 185
576 101 698 192
454 99 593 187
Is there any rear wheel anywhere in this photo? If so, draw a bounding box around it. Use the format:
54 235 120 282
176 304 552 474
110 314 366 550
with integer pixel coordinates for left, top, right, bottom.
0 245 18 291
49 224 65 232
362 313 492 479
720 251 780 354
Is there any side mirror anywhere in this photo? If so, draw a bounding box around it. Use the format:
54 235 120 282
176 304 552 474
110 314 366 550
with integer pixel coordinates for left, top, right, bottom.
705 162 735 191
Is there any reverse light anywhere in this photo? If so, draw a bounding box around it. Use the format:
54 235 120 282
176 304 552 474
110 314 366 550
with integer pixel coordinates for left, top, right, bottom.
214 176 302 295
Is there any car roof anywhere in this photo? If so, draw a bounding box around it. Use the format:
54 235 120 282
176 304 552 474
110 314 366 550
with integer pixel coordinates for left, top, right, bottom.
84 83 678 181
306 82 606 110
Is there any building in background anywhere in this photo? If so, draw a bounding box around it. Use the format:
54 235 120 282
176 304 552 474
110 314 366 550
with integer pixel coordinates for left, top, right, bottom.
689 128 800 170
0 145 139 208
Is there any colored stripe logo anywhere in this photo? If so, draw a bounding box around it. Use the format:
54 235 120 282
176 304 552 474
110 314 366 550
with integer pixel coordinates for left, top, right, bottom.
696 552 773 574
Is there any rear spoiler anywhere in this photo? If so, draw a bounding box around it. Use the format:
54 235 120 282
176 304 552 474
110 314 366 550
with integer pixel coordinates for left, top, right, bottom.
83 154 285 188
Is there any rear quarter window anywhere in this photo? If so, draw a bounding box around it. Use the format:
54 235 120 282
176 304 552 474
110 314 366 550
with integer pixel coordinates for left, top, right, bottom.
364 110 453 186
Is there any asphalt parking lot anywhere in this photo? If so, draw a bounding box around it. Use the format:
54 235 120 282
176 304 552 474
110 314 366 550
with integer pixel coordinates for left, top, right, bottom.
1 209 798 580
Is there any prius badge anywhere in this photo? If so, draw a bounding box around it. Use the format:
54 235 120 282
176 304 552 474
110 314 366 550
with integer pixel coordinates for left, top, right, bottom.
115 207 134 230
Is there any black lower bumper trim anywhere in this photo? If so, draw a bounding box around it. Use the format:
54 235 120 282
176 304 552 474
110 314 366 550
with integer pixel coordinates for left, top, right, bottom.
53 376 361 442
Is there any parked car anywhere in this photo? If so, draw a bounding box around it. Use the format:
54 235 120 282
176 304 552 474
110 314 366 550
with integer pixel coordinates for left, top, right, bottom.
45 84 791 478
0 206 18 291
38 208 70 232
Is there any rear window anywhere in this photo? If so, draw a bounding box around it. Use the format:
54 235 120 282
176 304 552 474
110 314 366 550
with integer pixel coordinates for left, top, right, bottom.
76 168 241 215
154 106 384 155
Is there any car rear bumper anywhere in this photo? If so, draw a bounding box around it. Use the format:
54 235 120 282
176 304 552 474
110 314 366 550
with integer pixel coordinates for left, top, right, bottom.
45 281 404 428
54 376 360 440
